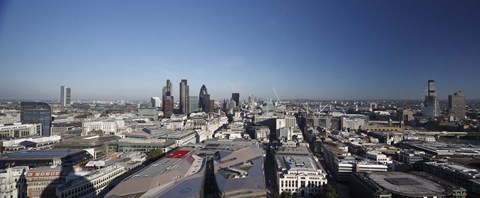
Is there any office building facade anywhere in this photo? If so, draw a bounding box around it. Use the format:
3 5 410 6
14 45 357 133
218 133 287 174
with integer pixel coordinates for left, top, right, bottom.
232 93 240 107
163 96 174 118
423 80 440 118
188 96 199 114
60 86 71 108
150 97 161 108
162 79 173 112
162 80 174 117
199 85 212 112
20 102 52 137
0 123 41 138
448 91 466 120
179 79 189 114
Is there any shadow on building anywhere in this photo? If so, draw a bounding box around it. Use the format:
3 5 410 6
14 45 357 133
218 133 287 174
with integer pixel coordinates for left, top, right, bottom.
16 168 28 198
38 165 94 198
204 156 221 198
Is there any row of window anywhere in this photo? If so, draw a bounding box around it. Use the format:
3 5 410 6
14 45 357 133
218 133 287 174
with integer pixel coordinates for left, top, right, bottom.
280 179 325 188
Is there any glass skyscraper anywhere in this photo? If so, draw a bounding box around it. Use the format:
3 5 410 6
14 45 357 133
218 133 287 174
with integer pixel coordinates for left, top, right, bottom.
21 102 52 136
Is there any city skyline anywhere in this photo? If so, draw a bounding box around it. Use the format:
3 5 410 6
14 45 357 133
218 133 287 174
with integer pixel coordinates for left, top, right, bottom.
1 1 480 100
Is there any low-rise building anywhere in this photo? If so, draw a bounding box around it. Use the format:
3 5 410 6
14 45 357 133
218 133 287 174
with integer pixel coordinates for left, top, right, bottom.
57 165 126 198
26 166 66 198
0 166 29 198
158 130 196 147
0 123 42 138
321 141 387 181
53 135 121 158
366 151 393 165
0 112 21 125
423 162 480 197
1 136 61 152
351 172 467 198
277 127 303 142
276 146 328 197
107 138 175 154
82 119 126 135
105 147 205 198
0 149 93 168
252 126 270 142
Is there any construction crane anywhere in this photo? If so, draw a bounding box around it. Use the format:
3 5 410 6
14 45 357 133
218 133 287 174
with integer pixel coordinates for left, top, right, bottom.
319 103 330 112
272 87 281 106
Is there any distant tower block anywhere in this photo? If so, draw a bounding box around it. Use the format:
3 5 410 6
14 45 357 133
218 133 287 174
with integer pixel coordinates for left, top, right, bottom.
180 79 189 114
448 91 466 120
60 86 71 107
423 80 440 118
232 93 240 107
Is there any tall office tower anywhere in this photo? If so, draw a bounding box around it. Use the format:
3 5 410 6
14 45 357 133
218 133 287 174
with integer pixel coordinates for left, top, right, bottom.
188 96 199 114
60 86 71 108
179 79 189 114
162 79 173 97
21 102 52 136
209 100 215 113
162 79 173 112
448 91 466 120
163 96 174 118
151 97 161 108
232 93 240 107
202 94 211 112
199 85 209 112
423 80 440 118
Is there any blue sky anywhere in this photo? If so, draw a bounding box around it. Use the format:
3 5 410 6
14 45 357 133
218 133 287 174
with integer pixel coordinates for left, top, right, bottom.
0 0 479 100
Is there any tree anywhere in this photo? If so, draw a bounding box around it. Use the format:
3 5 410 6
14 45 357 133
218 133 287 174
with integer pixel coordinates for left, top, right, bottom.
321 185 338 198
280 191 293 198
146 149 164 162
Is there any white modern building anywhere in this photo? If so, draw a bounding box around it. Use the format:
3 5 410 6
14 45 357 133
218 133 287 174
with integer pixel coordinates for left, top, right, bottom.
60 85 71 108
366 151 393 165
150 97 161 108
322 141 387 181
193 115 228 142
0 123 41 138
276 146 328 197
254 126 270 142
82 119 126 134
276 115 297 129
277 127 303 142
340 114 368 130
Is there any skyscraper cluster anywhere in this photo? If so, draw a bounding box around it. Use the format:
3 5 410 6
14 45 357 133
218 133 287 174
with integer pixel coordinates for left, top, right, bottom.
422 80 466 120
160 79 216 117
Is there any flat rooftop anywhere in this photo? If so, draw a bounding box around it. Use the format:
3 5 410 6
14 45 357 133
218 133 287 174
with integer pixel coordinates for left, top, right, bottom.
158 130 196 139
105 147 203 197
368 172 446 197
1 149 83 159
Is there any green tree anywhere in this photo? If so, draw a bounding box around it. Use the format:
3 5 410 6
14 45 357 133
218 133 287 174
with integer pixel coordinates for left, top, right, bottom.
280 191 293 198
146 149 164 161
321 185 338 198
